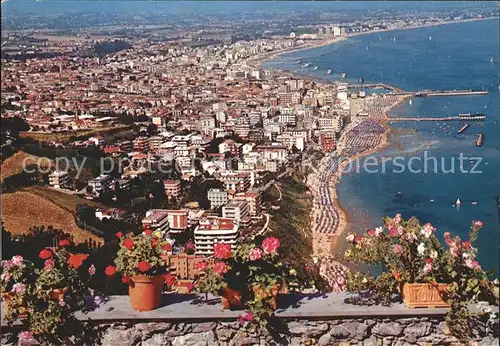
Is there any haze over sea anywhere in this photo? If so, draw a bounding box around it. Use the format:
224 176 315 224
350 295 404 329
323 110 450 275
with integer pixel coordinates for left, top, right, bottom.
264 18 500 275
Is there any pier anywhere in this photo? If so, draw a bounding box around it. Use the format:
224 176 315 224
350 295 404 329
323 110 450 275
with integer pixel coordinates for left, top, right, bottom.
348 83 489 97
381 115 486 122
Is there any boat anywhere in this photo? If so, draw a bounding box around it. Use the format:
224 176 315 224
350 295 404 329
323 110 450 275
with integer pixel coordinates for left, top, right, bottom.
429 36 432 41
457 123 469 134
471 201 478 205
313 66 318 70
409 99 413 105
296 59 302 64
365 46 369 50
490 57 494 63
326 69 332 75
358 77 364 83
393 37 396 41
475 133 484 147
341 73 347 79
303 63 310 67
456 198 461 206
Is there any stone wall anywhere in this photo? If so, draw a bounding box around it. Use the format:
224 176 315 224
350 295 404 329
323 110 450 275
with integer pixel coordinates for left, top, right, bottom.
95 317 497 346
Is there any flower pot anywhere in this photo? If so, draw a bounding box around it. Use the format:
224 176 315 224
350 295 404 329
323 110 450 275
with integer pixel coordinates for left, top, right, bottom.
128 275 164 311
49 288 68 301
402 283 450 308
1 292 28 319
221 287 243 309
252 284 280 310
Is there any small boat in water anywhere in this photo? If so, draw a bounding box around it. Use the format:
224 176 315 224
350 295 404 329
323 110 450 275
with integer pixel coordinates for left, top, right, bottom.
429 36 432 41
341 73 347 79
303 63 310 67
313 66 318 70
475 133 484 147
457 123 469 134
409 99 413 105
326 69 332 75
296 59 302 64
456 198 461 206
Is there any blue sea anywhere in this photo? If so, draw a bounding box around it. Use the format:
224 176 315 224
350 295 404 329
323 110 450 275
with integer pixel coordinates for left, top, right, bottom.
264 19 500 275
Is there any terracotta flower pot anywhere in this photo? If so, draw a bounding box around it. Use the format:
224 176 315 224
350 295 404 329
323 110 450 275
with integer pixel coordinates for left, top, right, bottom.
49 287 68 301
252 284 280 310
402 283 450 308
128 275 164 311
221 287 243 309
2 292 28 319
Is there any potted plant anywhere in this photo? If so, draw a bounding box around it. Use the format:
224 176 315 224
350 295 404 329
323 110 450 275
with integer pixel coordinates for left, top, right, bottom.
195 236 303 328
1 255 35 320
106 232 171 311
2 239 99 345
344 215 499 343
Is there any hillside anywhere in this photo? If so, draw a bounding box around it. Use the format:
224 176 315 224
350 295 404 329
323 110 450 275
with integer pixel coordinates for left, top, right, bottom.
1 151 52 182
1 190 103 244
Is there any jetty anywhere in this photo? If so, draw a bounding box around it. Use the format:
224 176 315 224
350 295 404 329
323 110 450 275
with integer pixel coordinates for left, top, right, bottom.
348 83 489 98
383 114 486 122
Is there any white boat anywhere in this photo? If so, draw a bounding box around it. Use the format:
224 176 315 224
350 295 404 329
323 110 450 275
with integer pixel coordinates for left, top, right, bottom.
341 73 347 79
490 57 494 63
471 201 478 205
303 63 310 67
393 37 396 41
456 198 461 206
326 69 332 75
429 36 432 41
365 46 368 50
313 66 318 70
409 99 413 105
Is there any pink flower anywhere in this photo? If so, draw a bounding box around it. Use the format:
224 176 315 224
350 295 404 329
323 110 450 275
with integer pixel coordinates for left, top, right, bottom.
248 247 263 261
367 229 376 237
420 223 436 238
392 244 403 254
389 227 399 237
262 237 280 254
44 259 55 271
18 331 34 341
444 232 451 238
238 311 254 325
354 235 363 244
59 298 66 307
423 263 432 274
1 273 12 282
465 259 480 270
11 255 23 266
88 264 96 276
393 214 402 224
213 262 229 275
214 243 232 259
2 260 13 270
11 283 26 294
473 220 484 228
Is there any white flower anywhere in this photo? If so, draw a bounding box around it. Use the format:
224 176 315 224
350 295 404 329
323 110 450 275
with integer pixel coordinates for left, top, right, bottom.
375 227 383 236
346 234 355 243
462 252 470 259
464 258 474 269
344 249 351 257
420 223 435 238
430 250 438 259
494 279 499 285
417 243 426 256
361 277 368 284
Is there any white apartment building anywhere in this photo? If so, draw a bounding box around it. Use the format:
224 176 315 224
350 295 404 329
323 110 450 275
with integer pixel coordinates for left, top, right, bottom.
48 170 70 189
207 188 228 209
222 200 251 226
194 217 239 256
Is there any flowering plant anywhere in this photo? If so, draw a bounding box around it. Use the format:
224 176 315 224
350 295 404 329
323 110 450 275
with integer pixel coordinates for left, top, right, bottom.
344 215 499 343
1 239 99 345
109 232 170 280
196 236 304 328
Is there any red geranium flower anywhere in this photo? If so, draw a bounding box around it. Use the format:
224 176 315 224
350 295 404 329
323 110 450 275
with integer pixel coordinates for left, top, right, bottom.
105 265 117 276
425 258 433 264
123 238 134 250
121 275 130 284
367 229 376 237
162 243 172 251
354 235 363 244
115 231 124 238
165 273 177 287
144 229 153 236
262 237 280 254
67 253 89 269
462 241 472 249
213 261 229 275
58 239 71 247
213 243 232 259
39 248 53 260
138 261 151 272
150 238 158 247
389 227 399 237
194 261 208 272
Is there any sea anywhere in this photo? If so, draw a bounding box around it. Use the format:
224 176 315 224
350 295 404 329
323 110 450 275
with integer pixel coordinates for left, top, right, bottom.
263 18 500 275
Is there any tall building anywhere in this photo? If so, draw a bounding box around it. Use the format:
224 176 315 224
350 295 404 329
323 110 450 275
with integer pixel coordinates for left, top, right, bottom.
164 179 181 198
222 200 251 227
48 170 70 189
207 188 228 209
142 209 170 237
194 217 239 256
